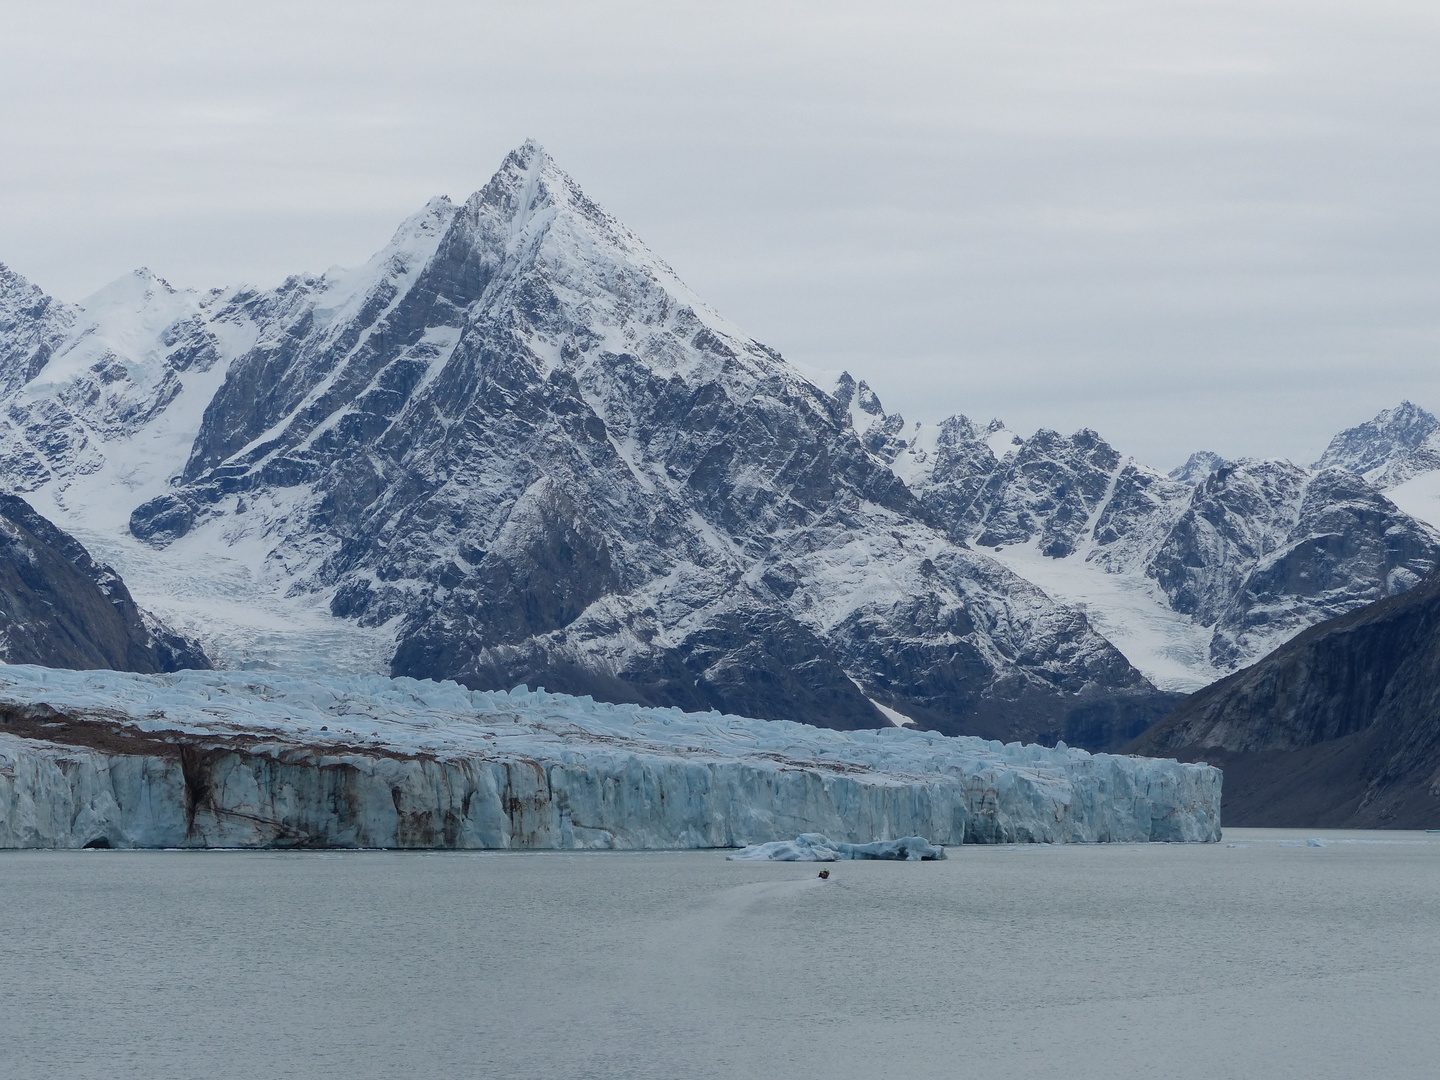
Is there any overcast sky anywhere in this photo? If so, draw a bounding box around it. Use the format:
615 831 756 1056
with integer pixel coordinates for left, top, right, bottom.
3 1 1439 469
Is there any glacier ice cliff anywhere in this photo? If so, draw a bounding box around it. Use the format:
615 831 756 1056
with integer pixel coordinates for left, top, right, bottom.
0 666 1220 849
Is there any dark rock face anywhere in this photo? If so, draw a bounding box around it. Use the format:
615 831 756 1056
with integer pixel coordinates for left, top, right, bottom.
969 428 1121 557
833 372 908 462
129 494 196 544
820 549 1183 746
421 603 887 731
1088 463 1188 552
909 416 1007 540
0 264 74 401
0 268 80 493
0 494 208 672
1129 571 1440 828
1150 460 1311 625
1132 461 1440 666
912 421 1121 557
1205 467 1439 665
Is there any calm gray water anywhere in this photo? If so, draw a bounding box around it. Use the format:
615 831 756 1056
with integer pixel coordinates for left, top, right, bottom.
2 829 1438 1079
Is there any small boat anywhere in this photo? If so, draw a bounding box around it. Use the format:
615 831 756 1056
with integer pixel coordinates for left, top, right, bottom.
1428 829 1440 834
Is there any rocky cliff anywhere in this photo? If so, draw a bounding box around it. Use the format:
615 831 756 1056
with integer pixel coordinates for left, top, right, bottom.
0 494 207 672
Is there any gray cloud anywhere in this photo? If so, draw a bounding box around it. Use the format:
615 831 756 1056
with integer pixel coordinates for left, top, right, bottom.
3 0 1438 468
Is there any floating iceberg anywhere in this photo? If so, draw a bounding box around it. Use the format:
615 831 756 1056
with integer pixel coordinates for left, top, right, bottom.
727 834 946 861
0 666 1222 849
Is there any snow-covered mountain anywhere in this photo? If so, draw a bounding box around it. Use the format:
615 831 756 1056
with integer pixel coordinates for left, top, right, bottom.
5 140 1435 741
1314 401 1440 533
0 142 1179 749
863 392 1440 691
1314 400 1440 487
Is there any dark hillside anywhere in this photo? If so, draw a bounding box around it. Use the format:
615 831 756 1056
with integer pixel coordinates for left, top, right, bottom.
0 494 208 672
1128 571 1440 827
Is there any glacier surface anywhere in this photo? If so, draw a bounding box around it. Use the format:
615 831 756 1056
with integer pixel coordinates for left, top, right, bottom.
0 665 1220 849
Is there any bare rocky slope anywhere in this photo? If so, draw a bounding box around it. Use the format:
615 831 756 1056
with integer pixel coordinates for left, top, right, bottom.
0 493 207 672
1128 569 1440 828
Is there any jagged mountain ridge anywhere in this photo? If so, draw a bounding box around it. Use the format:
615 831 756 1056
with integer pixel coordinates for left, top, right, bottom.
860 386 1440 689
0 142 1174 748
0 265 75 404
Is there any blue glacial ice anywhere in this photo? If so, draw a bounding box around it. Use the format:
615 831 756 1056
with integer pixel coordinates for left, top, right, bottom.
0 665 1222 849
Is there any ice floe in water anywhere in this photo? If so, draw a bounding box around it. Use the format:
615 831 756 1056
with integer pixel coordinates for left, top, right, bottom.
727 834 946 861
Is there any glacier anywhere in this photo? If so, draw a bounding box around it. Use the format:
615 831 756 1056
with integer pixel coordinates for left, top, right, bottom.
0 665 1220 849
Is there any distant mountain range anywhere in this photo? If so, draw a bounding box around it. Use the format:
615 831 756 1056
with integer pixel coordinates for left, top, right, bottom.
850 390 1440 690
2 141 1439 752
